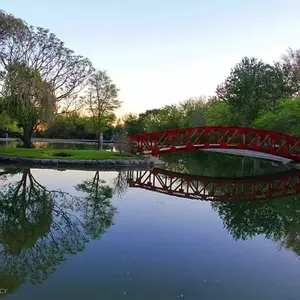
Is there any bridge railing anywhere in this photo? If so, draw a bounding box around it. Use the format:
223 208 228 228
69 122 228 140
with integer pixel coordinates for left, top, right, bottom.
127 168 300 202
129 126 300 160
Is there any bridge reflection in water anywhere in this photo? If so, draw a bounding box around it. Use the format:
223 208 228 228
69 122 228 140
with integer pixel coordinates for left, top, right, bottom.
127 168 300 202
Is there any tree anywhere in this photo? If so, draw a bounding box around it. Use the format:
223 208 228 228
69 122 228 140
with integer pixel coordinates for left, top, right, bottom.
179 97 207 127
123 113 145 135
0 18 93 147
139 106 184 132
0 96 20 137
216 57 293 126
0 10 27 45
203 101 232 126
253 97 300 136
139 108 162 132
1 62 55 147
281 48 300 96
115 128 130 155
84 70 121 150
44 113 96 140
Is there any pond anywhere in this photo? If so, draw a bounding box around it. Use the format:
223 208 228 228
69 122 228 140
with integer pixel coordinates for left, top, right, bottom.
0 150 300 299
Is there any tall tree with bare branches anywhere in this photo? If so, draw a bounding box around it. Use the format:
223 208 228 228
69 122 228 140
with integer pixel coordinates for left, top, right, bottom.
0 12 94 147
0 10 27 43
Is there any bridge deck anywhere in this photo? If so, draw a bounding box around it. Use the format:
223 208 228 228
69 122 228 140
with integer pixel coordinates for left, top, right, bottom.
202 148 291 163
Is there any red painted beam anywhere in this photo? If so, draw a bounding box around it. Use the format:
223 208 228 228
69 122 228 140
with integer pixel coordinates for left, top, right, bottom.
127 168 300 202
129 126 300 161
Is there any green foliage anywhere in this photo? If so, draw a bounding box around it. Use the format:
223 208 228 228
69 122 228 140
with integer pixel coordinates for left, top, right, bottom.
253 112 279 132
123 113 145 135
124 97 213 134
145 105 184 131
204 101 232 126
253 97 300 136
0 97 20 136
139 108 163 132
216 57 294 126
43 113 97 139
179 97 207 127
2 62 55 126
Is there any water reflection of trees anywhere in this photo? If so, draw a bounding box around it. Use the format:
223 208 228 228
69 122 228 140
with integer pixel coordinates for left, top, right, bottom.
75 171 117 239
113 171 128 198
165 151 300 257
0 168 121 295
152 151 300 258
212 196 300 257
161 150 288 177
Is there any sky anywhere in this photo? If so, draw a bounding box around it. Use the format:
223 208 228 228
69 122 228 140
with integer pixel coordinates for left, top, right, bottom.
2 0 300 117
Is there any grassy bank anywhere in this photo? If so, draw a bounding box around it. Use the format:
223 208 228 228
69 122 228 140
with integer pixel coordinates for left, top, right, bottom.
0 148 140 160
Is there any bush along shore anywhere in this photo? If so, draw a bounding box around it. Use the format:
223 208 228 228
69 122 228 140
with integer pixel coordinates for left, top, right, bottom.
0 148 165 167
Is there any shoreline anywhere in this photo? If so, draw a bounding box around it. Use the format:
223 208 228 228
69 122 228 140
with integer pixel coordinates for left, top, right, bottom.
0 162 155 171
0 154 166 169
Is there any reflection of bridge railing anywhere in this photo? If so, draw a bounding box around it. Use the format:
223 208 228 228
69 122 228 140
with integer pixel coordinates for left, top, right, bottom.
127 168 300 202
129 126 300 160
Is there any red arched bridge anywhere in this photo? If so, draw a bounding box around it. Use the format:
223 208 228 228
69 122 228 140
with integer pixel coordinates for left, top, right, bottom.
127 168 300 202
129 126 300 161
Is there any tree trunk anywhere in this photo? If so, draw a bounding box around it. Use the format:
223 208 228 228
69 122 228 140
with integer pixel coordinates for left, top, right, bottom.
22 125 34 148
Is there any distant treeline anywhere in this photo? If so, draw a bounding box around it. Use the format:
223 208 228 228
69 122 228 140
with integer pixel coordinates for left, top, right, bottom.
123 52 300 137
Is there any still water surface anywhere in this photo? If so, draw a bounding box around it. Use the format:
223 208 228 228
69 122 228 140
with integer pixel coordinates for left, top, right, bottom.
1 150 300 299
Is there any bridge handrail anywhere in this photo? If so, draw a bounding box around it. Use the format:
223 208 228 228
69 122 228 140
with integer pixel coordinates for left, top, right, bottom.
128 126 300 160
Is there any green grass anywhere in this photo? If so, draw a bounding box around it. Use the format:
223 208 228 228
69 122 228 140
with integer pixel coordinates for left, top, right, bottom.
0 148 140 160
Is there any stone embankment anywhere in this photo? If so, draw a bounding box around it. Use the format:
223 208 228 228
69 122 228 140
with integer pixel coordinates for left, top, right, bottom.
0 154 165 169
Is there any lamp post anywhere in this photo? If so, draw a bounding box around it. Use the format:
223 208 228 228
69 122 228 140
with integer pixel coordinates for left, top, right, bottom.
5 127 8 148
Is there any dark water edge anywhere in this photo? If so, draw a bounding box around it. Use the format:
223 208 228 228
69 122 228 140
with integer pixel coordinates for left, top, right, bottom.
0 151 300 299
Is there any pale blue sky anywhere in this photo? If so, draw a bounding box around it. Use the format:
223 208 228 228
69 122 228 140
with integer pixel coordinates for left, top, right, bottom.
2 0 300 116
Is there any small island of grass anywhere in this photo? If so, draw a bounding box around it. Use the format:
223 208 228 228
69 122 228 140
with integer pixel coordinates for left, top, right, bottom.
0 148 140 161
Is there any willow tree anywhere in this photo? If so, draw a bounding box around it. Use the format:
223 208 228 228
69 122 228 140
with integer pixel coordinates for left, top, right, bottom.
84 70 121 149
0 13 93 147
2 62 55 147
